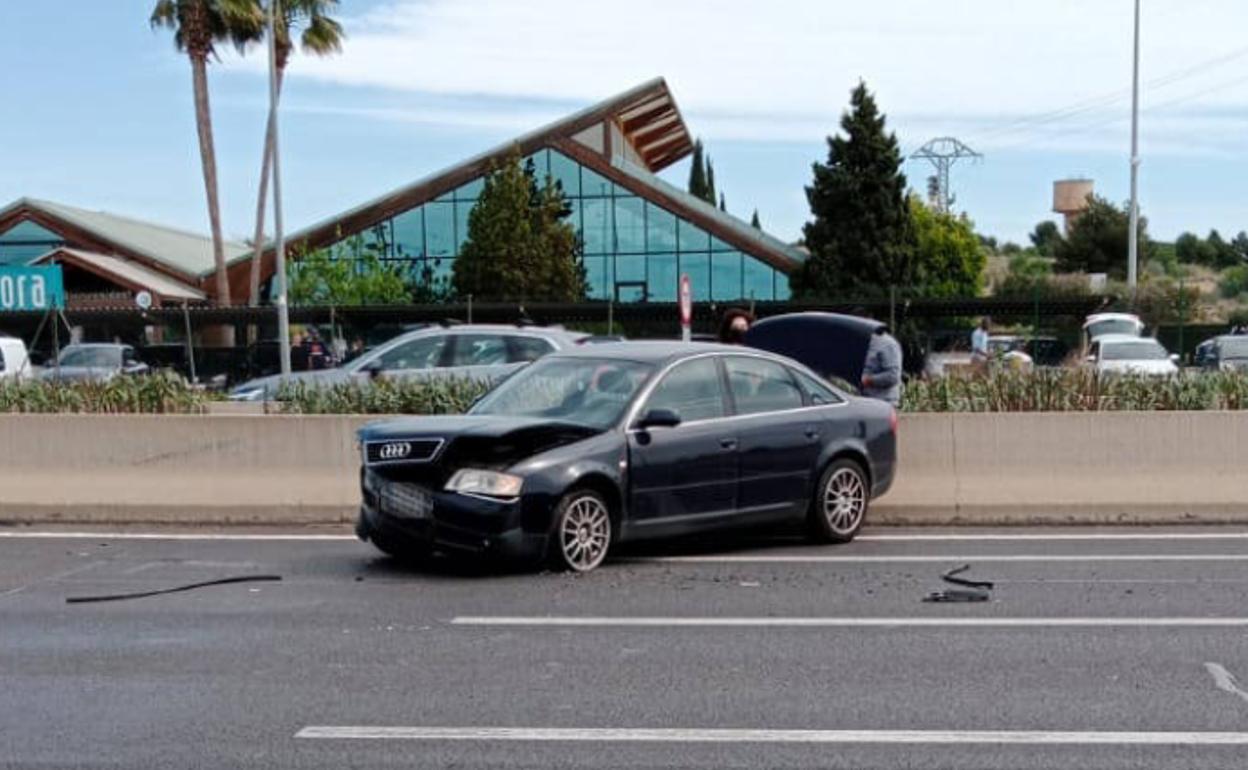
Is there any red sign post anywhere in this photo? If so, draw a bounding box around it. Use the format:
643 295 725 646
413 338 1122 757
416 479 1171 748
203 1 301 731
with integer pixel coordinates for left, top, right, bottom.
679 273 692 342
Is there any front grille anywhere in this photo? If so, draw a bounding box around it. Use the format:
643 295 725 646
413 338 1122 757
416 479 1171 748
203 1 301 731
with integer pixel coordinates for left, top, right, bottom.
365 438 444 465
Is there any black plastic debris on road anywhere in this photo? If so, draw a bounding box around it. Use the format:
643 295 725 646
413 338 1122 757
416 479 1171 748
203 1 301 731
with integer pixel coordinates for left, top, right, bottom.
922 564 993 603
66 575 282 604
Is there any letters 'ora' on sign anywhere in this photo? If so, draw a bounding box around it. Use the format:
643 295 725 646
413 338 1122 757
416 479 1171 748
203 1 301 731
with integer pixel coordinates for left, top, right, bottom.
0 266 65 312
679 273 692 342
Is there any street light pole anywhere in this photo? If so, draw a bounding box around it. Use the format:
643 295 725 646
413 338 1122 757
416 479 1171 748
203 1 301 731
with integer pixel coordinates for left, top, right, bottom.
268 0 292 377
1127 0 1141 297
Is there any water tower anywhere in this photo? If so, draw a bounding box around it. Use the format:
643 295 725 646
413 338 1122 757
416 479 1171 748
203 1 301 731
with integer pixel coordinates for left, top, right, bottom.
1053 179 1093 233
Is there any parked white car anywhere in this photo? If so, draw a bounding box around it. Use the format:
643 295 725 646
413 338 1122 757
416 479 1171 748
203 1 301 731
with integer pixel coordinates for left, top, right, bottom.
1086 334 1178 376
1082 313 1144 348
0 336 32 381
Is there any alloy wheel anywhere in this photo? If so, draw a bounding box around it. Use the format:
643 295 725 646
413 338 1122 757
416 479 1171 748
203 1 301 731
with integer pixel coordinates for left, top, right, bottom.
559 495 611 572
823 467 866 536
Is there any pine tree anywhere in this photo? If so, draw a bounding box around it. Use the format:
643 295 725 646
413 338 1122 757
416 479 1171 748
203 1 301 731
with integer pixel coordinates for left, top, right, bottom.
791 82 917 299
687 140 708 201
751 210 761 229
454 149 587 302
705 159 718 206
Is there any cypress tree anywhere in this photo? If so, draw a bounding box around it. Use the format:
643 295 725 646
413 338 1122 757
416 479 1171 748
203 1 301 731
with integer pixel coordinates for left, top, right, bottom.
454 148 587 302
719 193 726 212
751 210 761 229
705 159 718 206
791 81 917 299
687 139 708 201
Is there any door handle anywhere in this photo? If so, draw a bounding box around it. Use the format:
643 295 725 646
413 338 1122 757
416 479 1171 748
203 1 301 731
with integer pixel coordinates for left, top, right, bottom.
804 428 820 440
719 438 738 451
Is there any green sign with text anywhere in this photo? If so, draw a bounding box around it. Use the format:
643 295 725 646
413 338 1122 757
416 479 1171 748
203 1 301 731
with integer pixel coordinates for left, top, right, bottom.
0 266 65 312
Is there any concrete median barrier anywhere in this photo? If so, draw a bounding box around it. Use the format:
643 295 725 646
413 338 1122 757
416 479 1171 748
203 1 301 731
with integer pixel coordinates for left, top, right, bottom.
0 412 1246 526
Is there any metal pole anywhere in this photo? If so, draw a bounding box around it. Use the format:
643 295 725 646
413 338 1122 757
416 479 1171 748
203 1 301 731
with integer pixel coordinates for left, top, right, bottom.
889 286 897 332
1127 0 1141 297
269 0 292 377
607 298 614 336
183 302 198 384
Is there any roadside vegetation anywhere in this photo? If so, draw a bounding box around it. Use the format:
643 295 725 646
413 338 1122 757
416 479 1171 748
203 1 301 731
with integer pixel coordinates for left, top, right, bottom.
902 369 1248 413
0 373 208 414
277 377 489 415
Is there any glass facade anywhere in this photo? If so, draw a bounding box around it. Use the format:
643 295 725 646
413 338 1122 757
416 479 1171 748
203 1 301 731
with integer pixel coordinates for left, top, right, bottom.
0 220 65 266
314 147 790 302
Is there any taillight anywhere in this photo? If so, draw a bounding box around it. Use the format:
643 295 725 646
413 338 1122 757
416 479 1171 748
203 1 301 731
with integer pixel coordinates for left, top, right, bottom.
889 408 898 434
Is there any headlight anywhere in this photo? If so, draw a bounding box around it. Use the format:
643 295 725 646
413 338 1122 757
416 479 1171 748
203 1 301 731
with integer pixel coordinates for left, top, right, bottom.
445 469 524 499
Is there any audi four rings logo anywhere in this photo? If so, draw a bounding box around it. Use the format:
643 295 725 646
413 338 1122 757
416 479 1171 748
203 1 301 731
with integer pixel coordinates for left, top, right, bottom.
378 442 412 460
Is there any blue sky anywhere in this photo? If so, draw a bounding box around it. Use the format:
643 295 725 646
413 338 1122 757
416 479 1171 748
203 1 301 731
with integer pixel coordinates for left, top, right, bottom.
3 0 1247 248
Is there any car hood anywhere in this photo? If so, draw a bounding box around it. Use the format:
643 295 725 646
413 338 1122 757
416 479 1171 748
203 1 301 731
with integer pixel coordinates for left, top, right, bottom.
360 415 603 470
1098 360 1177 375
232 369 349 396
39 366 117 382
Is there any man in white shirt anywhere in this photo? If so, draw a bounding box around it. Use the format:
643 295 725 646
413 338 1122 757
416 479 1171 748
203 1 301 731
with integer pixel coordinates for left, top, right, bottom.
971 318 991 367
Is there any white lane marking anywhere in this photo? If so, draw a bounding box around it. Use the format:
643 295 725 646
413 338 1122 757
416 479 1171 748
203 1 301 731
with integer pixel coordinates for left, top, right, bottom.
637 554 1248 564
451 616 1248 628
860 533 1248 542
1205 663 1248 705
0 532 354 541
295 726 1248 745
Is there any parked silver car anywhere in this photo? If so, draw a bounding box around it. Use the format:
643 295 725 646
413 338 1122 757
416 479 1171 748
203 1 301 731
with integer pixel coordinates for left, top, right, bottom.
38 343 150 384
228 324 588 401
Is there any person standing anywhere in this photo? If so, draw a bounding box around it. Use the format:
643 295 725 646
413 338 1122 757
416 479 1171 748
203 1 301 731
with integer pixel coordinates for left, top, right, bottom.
861 324 903 406
718 308 755 345
971 318 991 367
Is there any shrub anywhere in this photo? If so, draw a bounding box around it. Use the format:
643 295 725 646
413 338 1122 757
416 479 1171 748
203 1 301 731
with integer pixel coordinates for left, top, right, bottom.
903 369 1248 413
0 372 207 414
1219 266 1248 300
278 376 491 415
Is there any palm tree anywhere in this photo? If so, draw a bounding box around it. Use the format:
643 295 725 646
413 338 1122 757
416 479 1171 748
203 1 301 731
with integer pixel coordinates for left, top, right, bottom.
151 0 263 314
247 0 344 308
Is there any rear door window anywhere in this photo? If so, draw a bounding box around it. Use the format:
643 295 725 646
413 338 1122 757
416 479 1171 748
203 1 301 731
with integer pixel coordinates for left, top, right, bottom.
449 334 510 366
724 356 804 415
794 370 843 406
508 335 556 363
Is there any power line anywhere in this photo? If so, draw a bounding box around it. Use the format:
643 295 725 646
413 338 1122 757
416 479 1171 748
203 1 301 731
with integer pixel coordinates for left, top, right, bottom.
970 44 1248 145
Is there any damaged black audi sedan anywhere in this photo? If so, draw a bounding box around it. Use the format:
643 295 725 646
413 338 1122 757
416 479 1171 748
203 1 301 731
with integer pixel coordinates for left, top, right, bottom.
356 342 897 572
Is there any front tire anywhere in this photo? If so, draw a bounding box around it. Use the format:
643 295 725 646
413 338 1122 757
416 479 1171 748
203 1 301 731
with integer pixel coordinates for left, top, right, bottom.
808 459 869 544
549 489 613 572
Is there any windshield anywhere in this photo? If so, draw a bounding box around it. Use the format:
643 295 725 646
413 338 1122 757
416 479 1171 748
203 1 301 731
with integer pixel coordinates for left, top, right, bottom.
1103 341 1168 361
58 347 122 368
470 357 654 430
1087 320 1141 339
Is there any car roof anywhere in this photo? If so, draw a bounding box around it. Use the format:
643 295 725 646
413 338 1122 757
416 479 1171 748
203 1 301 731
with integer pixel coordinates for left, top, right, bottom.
1084 313 1142 327
550 340 754 365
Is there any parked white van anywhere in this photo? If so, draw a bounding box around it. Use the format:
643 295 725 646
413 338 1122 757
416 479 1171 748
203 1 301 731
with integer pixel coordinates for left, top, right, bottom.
0 336 31 381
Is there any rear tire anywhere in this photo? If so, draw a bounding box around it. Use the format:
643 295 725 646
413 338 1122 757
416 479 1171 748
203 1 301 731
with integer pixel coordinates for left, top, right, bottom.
807 458 869 544
548 489 613 573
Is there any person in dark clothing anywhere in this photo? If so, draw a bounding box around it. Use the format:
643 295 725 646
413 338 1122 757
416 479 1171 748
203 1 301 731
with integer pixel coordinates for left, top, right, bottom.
718 308 755 345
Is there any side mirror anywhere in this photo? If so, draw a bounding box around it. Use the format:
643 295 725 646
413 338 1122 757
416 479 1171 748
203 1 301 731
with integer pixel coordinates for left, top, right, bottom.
637 408 682 430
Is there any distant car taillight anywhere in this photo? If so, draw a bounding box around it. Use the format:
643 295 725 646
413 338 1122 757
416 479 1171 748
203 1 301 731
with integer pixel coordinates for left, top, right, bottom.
889 408 898 434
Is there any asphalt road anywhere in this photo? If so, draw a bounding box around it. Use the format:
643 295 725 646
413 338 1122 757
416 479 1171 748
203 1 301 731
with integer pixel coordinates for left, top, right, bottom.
4 525 1248 769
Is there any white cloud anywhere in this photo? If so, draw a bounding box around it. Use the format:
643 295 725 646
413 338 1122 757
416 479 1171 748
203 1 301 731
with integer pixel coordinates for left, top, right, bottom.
230 0 1248 153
